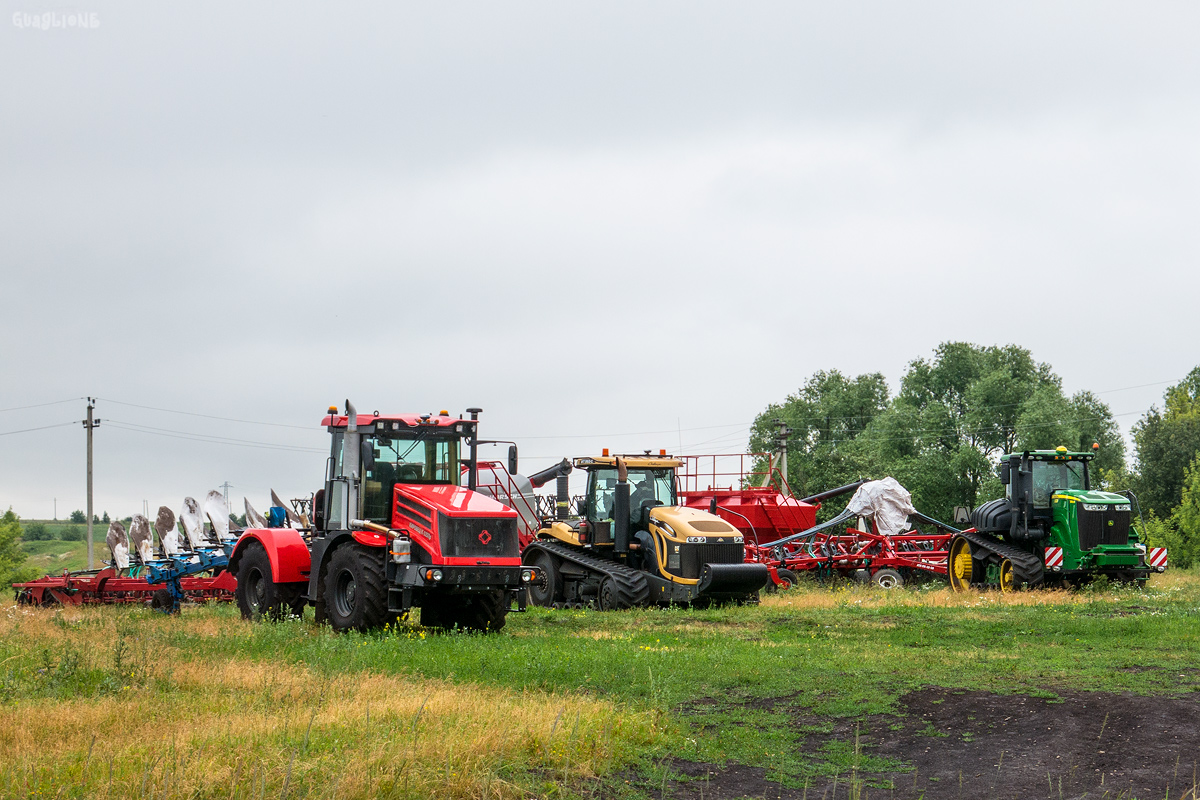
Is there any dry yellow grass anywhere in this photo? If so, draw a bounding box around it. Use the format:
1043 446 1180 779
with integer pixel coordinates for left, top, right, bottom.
757 570 1181 612
0 607 661 799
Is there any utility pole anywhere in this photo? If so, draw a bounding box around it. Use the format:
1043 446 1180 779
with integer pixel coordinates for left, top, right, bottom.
53 498 56 520
82 398 100 570
220 481 233 508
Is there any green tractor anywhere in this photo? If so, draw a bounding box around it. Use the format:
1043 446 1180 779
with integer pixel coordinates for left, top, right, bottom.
948 445 1167 591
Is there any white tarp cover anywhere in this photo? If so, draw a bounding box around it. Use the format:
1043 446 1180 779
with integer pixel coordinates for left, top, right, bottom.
846 477 917 537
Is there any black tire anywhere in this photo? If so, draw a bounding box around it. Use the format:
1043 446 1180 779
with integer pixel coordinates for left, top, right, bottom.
323 545 389 632
236 544 284 621
525 550 560 607
873 568 904 589
597 578 620 611
150 588 176 613
776 568 799 590
422 592 509 633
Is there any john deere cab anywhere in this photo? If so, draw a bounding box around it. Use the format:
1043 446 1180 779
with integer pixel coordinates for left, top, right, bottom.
948 445 1165 591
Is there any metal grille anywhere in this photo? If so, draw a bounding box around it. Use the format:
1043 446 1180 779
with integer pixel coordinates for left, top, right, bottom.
437 514 519 558
679 542 745 579
1077 507 1131 550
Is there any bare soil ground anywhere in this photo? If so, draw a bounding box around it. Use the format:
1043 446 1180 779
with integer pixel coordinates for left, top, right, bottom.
663 686 1200 800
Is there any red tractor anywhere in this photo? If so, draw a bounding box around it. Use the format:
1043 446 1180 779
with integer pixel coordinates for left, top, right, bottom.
228 401 537 632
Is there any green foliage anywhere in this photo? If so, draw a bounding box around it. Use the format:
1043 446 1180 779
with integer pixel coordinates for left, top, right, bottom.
59 524 86 542
753 343 1126 522
101 511 110 523
1132 366 1200 517
748 369 887 504
68 509 86 524
1159 456 1200 570
0 508 35 586
22 521 52 541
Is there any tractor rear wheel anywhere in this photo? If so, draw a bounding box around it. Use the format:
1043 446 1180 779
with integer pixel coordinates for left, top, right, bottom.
323 545 388 632
948 536 974 592
236 543 285 621
525 550 560 607
873 568 904 589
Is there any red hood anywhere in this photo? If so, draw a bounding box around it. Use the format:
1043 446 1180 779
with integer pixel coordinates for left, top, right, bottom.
397 484 518 518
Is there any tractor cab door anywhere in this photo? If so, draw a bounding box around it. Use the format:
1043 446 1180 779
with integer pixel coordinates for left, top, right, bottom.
1027 459 1086 522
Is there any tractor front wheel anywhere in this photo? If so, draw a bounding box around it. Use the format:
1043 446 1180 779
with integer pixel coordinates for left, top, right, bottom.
323 545 388 632
236 544 284 621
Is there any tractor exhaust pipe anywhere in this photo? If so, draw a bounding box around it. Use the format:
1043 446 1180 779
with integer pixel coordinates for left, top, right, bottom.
613 457 630 555
556 473 570 520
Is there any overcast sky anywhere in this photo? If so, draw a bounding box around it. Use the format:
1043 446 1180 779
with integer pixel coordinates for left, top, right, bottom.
2 1 1198 520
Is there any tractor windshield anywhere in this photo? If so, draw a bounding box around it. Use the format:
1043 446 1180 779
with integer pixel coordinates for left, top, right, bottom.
362 434 460 521
1030 460 1087 508
587 467 677 525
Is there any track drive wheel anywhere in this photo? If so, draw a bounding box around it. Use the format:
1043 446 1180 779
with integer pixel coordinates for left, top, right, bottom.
525 550 560 607
873 568 904 589
998 558 1014 593
236 543 284 621
948 536 974 592
323 544 388 632
597 578 620 611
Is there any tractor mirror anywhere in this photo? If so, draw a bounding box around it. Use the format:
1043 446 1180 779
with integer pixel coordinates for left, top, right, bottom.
360 439 376 471
508 445 518 476
1000 461 1010 485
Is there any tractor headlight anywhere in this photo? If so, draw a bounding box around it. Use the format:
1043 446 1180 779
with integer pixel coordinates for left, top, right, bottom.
521 569 533 582
424 569 443 582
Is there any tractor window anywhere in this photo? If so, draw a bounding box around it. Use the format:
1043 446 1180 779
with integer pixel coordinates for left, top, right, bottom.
1030 460 1086 508
362 435 460 522
587 467 676 524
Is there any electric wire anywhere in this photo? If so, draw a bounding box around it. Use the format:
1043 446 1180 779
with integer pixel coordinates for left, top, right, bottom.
105 420 325 453
97 398 314 430
0 398 81 414
0 421 79 437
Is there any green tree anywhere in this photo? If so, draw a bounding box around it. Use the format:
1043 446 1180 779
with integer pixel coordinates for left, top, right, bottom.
748 369 888 502
22 521 51 541
69 509 86 524
1164 456 1200 569
1131 366 1200 517
101 511 110 524
0 508 36 585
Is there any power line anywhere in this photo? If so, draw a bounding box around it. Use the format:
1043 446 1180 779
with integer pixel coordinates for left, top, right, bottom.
97 398 316 430
0 398 81 414
105 420 325 453
0 421 78 437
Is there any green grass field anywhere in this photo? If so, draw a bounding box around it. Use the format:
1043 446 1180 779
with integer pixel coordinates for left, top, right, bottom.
2 574 1199 799
19 538 93 574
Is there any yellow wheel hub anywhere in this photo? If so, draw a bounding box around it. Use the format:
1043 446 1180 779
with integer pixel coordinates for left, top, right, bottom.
998 558 1014 593
948 538 973 592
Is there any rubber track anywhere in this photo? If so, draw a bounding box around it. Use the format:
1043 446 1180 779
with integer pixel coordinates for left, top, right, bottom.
527 540 651 609
955 530 1044 588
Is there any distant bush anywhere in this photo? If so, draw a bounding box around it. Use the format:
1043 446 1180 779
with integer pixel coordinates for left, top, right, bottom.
69 510 86 524
59 525 86 542
22 522 52 541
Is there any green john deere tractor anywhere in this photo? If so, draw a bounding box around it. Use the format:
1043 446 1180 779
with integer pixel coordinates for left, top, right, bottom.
948 445 1167 591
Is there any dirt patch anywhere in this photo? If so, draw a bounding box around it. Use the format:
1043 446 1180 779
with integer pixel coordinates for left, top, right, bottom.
661 687 1200 799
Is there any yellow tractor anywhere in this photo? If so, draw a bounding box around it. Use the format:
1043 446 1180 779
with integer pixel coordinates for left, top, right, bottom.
521 454 769 609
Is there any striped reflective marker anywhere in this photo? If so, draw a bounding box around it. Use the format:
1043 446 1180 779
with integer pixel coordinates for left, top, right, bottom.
1148 547 1168 569
1044 546 1064 568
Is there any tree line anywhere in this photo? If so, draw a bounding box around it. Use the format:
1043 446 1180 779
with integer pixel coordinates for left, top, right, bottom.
749 342 1200 568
